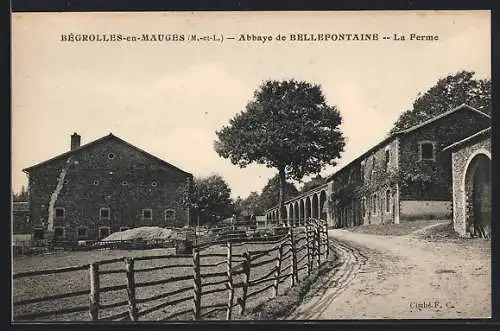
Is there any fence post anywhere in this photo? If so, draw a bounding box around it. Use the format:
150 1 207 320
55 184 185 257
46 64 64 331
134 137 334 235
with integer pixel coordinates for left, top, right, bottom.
288 228 297 287
305 224 311 276
273 244 283 298
324 220 329 259
192 248 201 320
239 251 251 316
226 242 234 320
89 263 100 321
316 226 321 267
125 257 138 321
312 223 318 269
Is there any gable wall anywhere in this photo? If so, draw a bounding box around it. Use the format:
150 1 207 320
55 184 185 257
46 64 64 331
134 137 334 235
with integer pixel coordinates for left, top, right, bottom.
397 109 490 220
27 138 191 240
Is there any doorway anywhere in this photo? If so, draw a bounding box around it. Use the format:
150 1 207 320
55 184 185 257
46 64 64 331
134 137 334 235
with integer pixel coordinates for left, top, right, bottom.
465 153 491 238
99 226 111 240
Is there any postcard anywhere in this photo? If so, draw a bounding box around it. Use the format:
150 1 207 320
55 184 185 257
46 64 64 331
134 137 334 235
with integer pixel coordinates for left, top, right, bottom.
11 10 491 322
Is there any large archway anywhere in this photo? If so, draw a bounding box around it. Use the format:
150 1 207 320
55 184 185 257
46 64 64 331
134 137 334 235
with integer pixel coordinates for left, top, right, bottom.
294 201 300 226
319 190 327 221
305 197 311 221
312 194 319 219
299 200 305 225
464 153 491 238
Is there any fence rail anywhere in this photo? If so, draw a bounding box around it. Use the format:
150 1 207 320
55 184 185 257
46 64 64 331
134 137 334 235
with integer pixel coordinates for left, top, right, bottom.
12 218 330 321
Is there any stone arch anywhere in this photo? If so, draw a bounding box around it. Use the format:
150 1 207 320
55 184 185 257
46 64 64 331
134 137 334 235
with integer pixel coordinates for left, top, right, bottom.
287 204 293 226
300 200 305 225
294 201 300 226
463 152 491 238
305 197 312 221
312 194 319 219
280 205 287 224
319 190 327 220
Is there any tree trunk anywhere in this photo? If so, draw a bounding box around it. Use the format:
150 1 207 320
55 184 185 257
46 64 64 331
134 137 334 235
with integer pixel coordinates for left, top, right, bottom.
278 167 286 227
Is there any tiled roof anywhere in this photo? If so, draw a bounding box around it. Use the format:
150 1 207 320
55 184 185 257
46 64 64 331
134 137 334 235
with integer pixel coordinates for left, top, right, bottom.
393 104 490 135
442 127 491 152
325 104 489 182
23 133 192 176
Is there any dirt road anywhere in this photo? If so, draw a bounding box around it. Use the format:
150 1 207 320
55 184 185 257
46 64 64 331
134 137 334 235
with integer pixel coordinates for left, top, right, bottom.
288 229 491 320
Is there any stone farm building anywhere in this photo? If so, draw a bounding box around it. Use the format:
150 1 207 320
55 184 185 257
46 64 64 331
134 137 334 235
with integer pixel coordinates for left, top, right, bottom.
265 104 491 230
443 127 491 238
22 133 193 241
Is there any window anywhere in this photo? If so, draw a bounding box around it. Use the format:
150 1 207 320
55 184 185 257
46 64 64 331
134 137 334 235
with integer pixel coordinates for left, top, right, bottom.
385 149 390 170
108 153 115 159
142 209 153 220
419 141 436 161
100 208 111 220
53 227 64 240
370 157 376 180
165 209 176 221
93 180 100 186
99 226 111 239
119 226 130 232
386 189 391 213
77 226 88 238
372 194 378 215
151 181 158 187
55 207 65 218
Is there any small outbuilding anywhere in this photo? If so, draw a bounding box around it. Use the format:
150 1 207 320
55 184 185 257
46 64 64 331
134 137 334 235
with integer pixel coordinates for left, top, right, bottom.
443 127 491 238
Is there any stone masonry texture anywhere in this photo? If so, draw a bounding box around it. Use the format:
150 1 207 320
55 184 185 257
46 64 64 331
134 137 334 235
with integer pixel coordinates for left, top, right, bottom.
26 136 192 241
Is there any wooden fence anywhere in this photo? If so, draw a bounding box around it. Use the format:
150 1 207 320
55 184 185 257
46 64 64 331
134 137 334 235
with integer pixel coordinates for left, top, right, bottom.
12 219 330 321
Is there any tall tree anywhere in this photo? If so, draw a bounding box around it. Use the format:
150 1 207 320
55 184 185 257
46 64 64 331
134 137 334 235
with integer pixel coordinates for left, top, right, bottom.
194 174 234 225
239 191 266 217
215 79 345 224
260 174 299 211
300 174 326 193
390 71 491 134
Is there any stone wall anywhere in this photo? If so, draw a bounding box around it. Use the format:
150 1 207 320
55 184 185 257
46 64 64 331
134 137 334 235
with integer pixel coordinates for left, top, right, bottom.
451 136 491 236
27 138 192 240
359 138 400 225
399 109 490 201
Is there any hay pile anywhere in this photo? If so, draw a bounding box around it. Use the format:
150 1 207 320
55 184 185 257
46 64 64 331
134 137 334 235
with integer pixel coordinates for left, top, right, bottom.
101 227 178 242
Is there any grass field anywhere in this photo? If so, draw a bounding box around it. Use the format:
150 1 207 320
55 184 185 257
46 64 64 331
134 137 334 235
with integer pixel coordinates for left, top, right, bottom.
346 219 450 237
12 233 315 321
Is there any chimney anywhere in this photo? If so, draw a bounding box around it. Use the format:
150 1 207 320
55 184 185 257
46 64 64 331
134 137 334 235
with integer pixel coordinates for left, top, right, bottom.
71 132 81 151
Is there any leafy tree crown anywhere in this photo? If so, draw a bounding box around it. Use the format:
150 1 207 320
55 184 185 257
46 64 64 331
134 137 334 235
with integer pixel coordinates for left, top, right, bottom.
215 79 346 181
390 71 491 135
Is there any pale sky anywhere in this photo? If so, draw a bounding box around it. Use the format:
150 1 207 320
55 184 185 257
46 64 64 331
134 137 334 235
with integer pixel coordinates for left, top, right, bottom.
11 11 491 199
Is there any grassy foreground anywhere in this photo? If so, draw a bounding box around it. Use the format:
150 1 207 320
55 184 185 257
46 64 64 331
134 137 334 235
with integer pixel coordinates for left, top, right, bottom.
346 219 450 237
241 248 338 320
13 240 313 321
